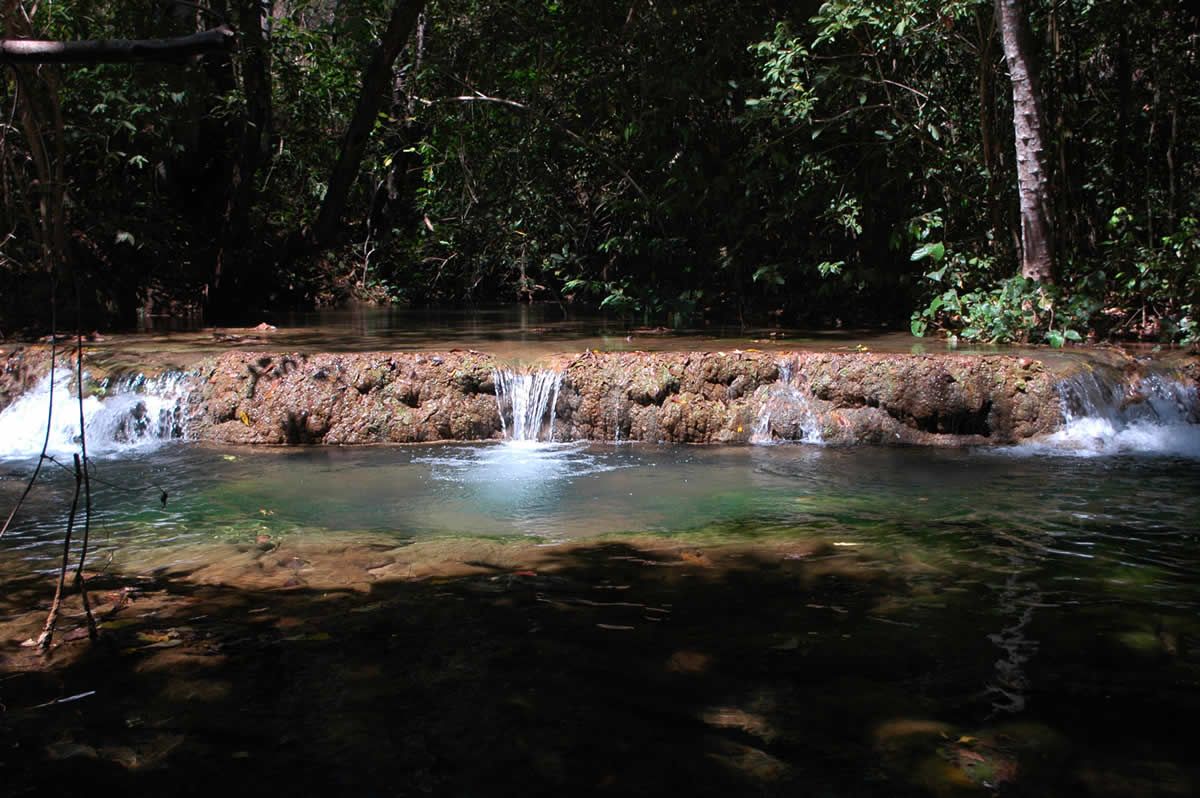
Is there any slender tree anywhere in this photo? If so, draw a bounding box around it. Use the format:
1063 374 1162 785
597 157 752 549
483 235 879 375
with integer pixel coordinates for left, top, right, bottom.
210 2 274 312
312 0 426 245
995 0 1054 283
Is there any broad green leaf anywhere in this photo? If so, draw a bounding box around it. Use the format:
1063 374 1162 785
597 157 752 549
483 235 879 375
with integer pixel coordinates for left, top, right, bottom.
911 242 945 262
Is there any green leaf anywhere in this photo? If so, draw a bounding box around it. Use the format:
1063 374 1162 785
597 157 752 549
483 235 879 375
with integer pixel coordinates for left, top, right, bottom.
911 242 945 262
1046 330 1066 348
910 317 927 337
753 265 785 285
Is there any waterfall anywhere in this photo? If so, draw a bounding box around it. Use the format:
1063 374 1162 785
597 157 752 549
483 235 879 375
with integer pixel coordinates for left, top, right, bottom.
0 371 188 459
1027 367 1200 457
493 369 562 442
751 359 825 444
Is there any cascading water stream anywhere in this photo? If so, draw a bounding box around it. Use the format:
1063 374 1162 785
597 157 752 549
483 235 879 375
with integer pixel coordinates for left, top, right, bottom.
1019 367 1200 457
751 359 825 445
493 368 563 443
0 371 188 459
416 369 621 521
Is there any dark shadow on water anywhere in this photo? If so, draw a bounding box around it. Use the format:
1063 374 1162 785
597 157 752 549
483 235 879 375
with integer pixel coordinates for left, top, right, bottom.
2 541 1198 797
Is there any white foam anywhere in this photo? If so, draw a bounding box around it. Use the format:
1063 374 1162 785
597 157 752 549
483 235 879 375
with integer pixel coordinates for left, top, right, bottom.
1019 417 1200 458
415 441 626 484
0 371 187 460
1014 370 1200 459
751 358 824 445
494 369 562 442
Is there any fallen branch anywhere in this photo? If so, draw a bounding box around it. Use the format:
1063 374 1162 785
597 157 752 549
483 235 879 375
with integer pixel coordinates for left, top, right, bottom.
0 26 233 65
31 690 96 709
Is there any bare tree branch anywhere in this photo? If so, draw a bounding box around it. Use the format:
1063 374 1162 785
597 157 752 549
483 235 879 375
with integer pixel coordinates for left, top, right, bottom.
0 26 233 64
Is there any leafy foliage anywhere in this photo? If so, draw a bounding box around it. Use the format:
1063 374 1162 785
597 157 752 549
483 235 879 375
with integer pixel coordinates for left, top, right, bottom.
0 0 1196 341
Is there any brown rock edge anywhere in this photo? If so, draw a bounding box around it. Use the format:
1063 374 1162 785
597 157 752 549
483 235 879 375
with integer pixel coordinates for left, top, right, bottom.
179 349 1109 447
5 346 1196 447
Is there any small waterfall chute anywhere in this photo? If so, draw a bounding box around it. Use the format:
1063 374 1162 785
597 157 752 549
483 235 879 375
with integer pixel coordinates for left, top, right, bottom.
751 359 825 445
493 368 563 443
0 371 187 459
1022 367 1200 457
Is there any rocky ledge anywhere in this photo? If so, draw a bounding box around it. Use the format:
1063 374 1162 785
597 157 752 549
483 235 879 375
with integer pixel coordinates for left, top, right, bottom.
184 349 1092 447
6 345 1195 447
0 346 51 415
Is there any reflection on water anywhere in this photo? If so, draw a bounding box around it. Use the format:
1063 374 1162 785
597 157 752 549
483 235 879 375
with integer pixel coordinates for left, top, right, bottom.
92 303 1025 364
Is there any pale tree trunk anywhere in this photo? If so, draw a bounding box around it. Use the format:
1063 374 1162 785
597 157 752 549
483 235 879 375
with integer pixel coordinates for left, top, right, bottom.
313 0 426 245
995 0 1054 283
0 26 233 63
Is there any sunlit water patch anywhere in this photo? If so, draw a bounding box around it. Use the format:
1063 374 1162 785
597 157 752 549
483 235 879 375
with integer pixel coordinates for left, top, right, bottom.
3 444 1197 582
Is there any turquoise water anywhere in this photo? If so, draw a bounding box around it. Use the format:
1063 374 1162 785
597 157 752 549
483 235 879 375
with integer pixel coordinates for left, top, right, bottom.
3 441 1197 589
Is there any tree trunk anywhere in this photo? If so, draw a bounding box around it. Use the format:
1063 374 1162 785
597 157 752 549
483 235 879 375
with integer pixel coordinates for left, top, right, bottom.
1114 25 1131 201
312 0 426 246
976 8 1011 262
209 2 274 314
2 1 68 286
995 0 1054 283
367 12 426 248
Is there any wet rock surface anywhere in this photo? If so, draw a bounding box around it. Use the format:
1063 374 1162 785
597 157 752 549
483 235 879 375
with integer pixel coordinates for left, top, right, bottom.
186 351 504 444
182 349 1075 446
554 351 1068 445
5 345 1198 447
0 347 50 415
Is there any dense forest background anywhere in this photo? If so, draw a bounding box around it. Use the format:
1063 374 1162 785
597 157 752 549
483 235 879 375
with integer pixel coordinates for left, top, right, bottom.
1 1 1197 344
